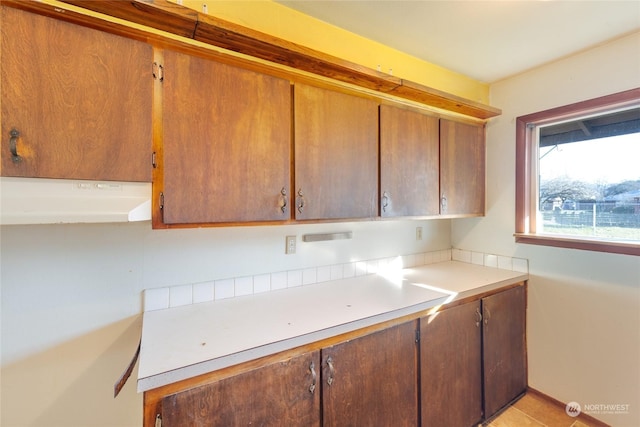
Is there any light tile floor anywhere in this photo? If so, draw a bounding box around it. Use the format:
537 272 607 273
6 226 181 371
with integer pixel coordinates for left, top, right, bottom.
488 392 609 427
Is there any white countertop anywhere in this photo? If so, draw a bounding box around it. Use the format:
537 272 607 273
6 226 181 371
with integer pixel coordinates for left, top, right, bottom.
137 261 527 392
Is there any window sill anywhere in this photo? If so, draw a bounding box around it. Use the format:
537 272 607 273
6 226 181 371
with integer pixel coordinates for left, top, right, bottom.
514 233 640 256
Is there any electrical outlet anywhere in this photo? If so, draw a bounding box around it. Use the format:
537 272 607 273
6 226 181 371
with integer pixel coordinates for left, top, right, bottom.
285 235 296 254
416 227 423 241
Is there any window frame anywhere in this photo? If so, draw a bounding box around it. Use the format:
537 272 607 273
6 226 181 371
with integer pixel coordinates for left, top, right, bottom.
515 88 640 256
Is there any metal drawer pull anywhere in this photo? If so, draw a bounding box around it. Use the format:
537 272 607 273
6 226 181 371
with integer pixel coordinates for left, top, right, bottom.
326 356 335 386
382 191 390 212
309 361 316 394
9 129 21 162
475 307 482 327
484 307 491 325
297 189 305 213
280 187 288 213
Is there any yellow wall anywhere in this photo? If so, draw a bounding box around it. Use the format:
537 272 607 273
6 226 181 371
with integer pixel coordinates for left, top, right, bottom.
180 1 489 103
42 0 489 104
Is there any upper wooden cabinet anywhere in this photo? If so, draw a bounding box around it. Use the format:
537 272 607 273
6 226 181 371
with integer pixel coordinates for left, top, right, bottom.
0 6 152 182
440 119 486 216
379 104 440 217
158 49 292 225
294 84 378 220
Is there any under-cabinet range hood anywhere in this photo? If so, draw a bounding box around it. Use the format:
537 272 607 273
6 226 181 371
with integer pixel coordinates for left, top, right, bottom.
0 177 152 225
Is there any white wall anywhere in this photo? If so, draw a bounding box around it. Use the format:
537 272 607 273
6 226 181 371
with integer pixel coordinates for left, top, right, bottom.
0 218 450 426
452 32 640 426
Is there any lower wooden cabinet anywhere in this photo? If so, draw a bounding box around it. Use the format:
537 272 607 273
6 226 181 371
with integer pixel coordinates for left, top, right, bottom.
322 320 419 427
482 284 528 418
421 300 483 426
420 283 527 426
144 284 526 426
160 351 320 426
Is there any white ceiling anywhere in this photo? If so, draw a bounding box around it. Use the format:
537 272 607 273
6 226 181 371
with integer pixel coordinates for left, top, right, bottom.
277 0 640 83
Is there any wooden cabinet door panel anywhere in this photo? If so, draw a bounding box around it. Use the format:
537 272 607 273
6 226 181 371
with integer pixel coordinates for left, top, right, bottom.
440 119 485 215
294 84 378 220
161 50 291 224
0 6 152 181
321 321 418 427
380 105 439 217
421 301 483 426
483 285 527 418
161 351 320 426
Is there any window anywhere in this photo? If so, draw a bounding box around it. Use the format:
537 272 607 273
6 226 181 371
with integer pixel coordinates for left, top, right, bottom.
515 88 640 256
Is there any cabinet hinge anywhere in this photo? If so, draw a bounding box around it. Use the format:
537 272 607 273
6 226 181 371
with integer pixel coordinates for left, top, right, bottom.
415 329 420 343
152 151 157 168
159 192 164 210
155 414 162 427
152 62 164 82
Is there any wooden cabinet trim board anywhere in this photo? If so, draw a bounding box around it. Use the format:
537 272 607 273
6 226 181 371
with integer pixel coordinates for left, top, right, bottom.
6 0 500 120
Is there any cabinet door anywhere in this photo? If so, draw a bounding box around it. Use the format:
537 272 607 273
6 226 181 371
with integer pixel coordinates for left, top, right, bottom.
294 84 378 220
322 321 418 427
160 50 291 224
421 301 483 426
483 284 527 418
161 351 320 426
440 119 485 216
380 104 439 217
0 6 152 181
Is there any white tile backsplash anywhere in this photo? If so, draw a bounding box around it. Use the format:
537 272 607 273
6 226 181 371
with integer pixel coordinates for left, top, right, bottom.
193 281 215 304
235 276 253 297
343 262 356 278
512 258 529 273
484 254 498 268
497 256 513 271
330 264 344 281
144 287 170 311
271 271 287 291
317 265 331 283
287 269 303 288
214 279 234 300
143 248 528 311
471 251 484 266
452 248 471 263
253 274 271 294
302 268 317 286
170 284 192 308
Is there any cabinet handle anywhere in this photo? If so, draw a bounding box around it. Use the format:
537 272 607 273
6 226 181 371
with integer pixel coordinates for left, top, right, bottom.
382 191 390 212
152 62 164 82
484 307 491 325
297 189 305 213
441 193 448 213
326 356 334 386
280 188 288 213
475 307 482 327
9 129 21 163
309 361 316 394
